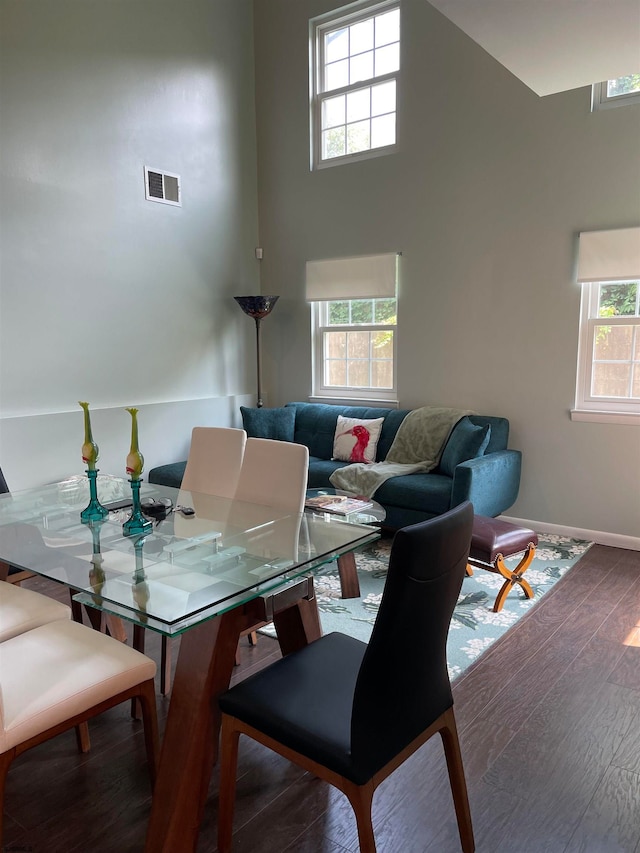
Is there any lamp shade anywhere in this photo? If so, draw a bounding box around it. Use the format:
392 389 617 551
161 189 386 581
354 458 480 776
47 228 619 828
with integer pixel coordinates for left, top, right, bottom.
234 296 279 318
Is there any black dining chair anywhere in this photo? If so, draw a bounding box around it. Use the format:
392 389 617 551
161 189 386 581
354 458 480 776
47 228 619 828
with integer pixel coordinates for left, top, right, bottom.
217 501 476 853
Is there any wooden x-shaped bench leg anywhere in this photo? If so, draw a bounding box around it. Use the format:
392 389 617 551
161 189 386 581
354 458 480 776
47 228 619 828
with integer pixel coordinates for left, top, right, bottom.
466 542 536 612
492 543 536 612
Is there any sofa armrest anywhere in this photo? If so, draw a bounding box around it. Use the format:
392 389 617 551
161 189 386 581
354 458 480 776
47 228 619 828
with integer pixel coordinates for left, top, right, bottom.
450 449 522 517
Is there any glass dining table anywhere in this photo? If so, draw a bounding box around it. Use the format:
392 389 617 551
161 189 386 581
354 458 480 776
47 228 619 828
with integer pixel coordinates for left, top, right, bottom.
0 474 380 852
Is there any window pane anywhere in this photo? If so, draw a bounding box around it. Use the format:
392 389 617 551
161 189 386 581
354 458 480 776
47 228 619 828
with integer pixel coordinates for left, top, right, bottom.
323 94 345 129
325 331 346 358
598 282 638 317
325 59 349 91
372 359 393 388
371 80 396 116
375 9 400 47
592 363 631 397
350 301 373 324
374 43 400 76
347 359 370 386
594 324 632 360
350 19 374 55
346 88 371 123
328 301 349 325
372 330 393 358
349 51 373 84
326 359 347 386
633 366 640 398
347 119 370 153
347 331 370 358
325 28 349 63
607 75 640 97
323 126 346 159
374 299 396 323
371 113 395 148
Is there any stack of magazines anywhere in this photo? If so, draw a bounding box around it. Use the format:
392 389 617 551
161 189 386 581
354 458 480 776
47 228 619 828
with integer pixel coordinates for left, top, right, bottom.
304 494 374 515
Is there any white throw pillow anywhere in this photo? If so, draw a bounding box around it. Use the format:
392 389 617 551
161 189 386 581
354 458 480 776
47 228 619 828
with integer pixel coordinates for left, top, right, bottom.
332 416 384 464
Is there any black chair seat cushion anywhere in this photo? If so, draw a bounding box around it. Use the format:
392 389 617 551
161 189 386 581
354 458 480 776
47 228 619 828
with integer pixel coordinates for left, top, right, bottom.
219 632 373 784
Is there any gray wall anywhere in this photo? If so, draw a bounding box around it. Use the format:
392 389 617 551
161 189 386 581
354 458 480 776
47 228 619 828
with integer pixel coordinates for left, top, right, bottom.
254 0 640 544
0 0 259 488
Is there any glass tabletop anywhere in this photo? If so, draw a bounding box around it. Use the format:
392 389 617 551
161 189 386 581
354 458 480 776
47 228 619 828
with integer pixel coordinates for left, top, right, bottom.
0 476 379 636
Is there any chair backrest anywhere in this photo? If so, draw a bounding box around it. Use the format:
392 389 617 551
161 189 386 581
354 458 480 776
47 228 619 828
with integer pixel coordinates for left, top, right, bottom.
181 427 247 498
351 501 474 775
233 438 309 513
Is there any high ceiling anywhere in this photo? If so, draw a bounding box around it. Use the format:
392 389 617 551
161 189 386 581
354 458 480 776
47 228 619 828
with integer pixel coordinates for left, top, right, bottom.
427 0 640 96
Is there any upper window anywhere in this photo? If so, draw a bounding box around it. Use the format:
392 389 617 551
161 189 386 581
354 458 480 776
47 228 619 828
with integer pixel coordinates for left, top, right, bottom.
306 253 398 402
592 74 640 111
310 1 400 169
574 228 640 420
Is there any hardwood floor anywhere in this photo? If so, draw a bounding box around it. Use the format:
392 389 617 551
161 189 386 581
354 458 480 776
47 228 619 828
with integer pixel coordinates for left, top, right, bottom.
3 543 640 853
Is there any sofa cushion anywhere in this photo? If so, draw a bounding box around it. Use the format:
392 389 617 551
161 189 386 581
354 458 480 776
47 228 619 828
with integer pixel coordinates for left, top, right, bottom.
332 416 384 464
374 472 454 516
148 461 187 489
439 418 491 478
285 402 410 461
307 458 350 488
240 406 296 442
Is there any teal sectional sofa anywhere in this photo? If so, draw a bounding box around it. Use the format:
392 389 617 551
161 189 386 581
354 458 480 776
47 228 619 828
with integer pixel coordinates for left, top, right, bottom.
148 401 522 532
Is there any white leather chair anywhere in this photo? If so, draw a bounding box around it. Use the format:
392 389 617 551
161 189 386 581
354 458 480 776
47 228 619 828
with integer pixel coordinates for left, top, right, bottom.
0 619 159 840
145 427 248 694
0 581 71 642
233 437 308 513
181 427 247 497
232 438 309 647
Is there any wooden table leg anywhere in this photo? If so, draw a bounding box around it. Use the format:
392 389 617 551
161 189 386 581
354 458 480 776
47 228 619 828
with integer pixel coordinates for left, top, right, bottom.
337 551 360 599
144 600 264 853
273 596 322 656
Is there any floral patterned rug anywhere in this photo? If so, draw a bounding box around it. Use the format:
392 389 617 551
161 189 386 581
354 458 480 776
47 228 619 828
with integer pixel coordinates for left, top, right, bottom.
262 532 592 680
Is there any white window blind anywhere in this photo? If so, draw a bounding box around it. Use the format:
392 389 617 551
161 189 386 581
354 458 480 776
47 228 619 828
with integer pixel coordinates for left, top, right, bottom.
577 227 640 283
305 253 398 301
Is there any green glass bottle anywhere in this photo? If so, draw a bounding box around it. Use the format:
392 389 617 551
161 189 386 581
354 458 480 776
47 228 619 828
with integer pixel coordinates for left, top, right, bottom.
125 407 144 480
79 401 99 471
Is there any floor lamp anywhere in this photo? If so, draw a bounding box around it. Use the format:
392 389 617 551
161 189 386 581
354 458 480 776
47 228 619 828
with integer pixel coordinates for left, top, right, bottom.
234 295 279 408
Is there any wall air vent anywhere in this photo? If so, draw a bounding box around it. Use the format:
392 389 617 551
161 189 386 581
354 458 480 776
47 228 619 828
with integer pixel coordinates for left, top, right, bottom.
144 166 181 207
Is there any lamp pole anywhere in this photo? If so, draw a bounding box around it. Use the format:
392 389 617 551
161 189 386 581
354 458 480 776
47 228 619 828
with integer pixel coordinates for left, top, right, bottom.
234 296 280 409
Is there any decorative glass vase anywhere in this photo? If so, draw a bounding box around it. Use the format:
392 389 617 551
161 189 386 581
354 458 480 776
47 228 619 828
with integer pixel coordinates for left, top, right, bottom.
80 468 109 523
123 478 152 536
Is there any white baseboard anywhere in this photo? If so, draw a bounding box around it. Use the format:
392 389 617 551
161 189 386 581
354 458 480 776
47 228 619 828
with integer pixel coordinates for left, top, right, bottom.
500 515 640 552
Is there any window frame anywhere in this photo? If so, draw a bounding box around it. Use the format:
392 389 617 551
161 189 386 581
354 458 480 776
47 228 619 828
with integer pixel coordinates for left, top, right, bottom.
592 78 640 111
574 279 640 420
311 298 398 403
310 0 401 171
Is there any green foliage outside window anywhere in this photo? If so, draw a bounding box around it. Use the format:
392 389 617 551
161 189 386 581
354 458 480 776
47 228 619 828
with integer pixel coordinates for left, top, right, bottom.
607 75 640 97
598 282 638 317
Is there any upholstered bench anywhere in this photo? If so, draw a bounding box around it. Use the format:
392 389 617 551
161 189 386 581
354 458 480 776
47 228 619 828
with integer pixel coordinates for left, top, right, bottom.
466 515 538 612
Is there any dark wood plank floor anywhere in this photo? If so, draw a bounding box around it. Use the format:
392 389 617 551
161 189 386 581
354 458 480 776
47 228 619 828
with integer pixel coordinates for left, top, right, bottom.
4 543 640 853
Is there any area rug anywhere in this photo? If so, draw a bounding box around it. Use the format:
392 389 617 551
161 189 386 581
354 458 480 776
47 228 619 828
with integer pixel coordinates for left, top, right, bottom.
261 532 592 680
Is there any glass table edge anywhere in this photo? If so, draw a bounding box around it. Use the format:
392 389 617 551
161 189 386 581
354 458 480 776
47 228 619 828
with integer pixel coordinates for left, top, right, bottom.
74 528 381 637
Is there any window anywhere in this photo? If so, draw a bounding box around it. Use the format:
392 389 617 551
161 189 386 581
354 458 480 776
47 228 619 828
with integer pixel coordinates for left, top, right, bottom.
306 254 398 402
592 74 640 111
310 1 400 169
574 228 640 421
